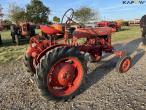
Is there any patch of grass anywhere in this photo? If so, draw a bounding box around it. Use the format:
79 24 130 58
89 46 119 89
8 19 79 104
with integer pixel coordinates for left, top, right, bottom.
0 30 29 64
112 26 141 42
0 26 141 64
0 29 41 64
0 45 27 63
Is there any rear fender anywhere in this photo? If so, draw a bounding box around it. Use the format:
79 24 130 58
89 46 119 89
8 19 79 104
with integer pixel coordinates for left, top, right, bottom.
36 44 66 63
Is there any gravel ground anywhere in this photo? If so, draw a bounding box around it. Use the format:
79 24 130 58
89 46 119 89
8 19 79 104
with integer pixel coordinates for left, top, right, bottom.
0 38 146 110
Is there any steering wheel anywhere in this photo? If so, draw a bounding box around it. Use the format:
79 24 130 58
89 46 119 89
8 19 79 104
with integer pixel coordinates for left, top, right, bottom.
61 8 74 25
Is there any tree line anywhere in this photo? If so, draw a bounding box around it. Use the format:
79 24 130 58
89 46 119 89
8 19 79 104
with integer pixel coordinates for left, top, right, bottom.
9 0 50 24
0 0 98 25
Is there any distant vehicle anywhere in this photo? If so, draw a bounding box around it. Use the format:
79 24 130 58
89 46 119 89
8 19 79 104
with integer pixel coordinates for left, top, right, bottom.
140 15 146 45
96 21 121 31
84 23 96 28
10 22 36 45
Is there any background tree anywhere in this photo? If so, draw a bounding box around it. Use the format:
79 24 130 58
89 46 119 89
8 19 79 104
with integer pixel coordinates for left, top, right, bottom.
0 4 4 19
9 4 27 22
26 0 50 24
2 19 12 30
74 7 98 24
53 16 60 23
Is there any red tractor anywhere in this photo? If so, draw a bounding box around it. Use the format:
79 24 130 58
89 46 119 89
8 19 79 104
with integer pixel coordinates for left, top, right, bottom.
24 9 132 100
10 22 36 45
96 21 121 32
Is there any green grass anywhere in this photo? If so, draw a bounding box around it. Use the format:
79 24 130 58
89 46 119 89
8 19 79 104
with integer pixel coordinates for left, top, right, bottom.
0 45 27 63
112 26 140 42
0 30 28 63
0 26 141 64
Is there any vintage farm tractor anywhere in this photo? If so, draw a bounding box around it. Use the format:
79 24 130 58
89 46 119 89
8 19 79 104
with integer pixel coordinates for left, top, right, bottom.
24 9 132 100
96 21 121 32
10 22 35 45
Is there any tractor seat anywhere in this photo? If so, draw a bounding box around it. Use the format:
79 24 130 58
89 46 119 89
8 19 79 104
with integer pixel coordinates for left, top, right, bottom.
40 25 62 35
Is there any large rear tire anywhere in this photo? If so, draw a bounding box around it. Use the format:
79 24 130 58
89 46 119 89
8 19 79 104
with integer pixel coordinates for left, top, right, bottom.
36 47 87 100
142 37 146 45
11 32 16 43
15 35 20 45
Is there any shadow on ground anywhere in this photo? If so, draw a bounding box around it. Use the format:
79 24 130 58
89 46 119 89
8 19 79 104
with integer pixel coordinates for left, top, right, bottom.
78 38 145 96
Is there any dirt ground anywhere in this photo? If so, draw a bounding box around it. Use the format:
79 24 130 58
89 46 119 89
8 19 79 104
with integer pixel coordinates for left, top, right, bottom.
0 38 146 110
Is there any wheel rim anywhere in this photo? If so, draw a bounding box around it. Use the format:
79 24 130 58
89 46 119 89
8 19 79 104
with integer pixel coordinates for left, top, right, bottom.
121 58 131 73
47 57 84 97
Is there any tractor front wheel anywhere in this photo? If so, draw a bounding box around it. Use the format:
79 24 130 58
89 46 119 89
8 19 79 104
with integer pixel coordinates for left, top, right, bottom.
24 54 36 75
36 47 87 100
116 56 132 73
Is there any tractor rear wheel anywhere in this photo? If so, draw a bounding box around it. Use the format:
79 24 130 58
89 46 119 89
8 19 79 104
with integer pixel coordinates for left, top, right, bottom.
0 34 2 45
142 37 146 45
11 32 16 43
24 54 36 75
116 56 132 73
15 35 20 45
36 47 87 100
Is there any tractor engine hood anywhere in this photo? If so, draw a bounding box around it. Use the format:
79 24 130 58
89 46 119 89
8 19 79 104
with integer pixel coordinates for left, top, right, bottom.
73 27 115 38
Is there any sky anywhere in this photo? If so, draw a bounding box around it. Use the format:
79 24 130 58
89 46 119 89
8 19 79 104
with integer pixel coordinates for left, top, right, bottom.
0 0 146 21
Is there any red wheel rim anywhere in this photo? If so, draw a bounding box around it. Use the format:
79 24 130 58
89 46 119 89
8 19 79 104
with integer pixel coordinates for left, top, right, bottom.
121 58 131 73
47 57 84 97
